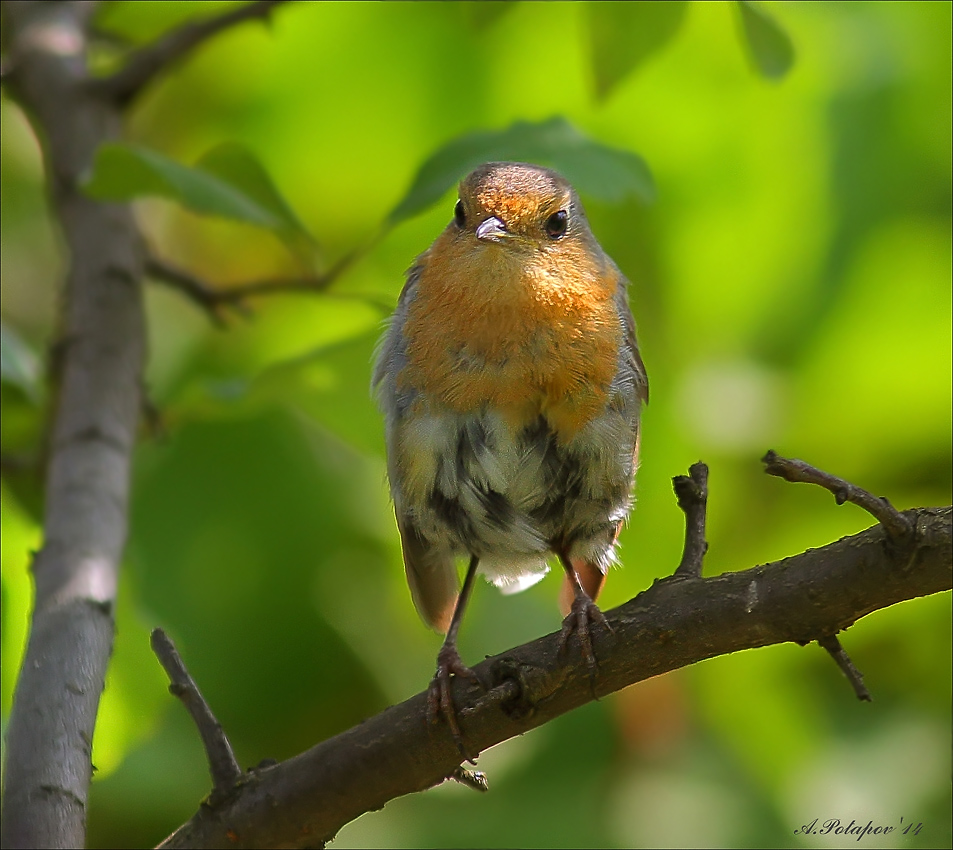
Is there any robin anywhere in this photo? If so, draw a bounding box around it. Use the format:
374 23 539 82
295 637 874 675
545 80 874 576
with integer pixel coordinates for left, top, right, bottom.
373 161 648 750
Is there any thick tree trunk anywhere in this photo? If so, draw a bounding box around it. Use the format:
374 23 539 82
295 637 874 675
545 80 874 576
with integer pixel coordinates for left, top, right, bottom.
1 3 145 846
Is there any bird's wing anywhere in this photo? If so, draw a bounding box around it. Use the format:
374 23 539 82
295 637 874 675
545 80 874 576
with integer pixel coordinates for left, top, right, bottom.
371 260 424 392
614 275 649 406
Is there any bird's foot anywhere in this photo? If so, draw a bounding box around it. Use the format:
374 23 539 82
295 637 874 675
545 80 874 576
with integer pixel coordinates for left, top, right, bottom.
428 642 482 759
558 592 612 682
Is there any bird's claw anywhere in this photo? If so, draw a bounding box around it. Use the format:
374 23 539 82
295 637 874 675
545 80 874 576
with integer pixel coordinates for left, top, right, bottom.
558 593 612 681
427 644 482 760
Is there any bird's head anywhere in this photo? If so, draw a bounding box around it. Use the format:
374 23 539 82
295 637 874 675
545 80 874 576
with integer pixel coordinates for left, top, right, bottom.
451 162 592 253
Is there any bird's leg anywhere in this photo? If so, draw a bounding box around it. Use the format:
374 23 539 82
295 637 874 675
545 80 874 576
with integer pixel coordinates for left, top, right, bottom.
556 552 612 681
428 554 483 756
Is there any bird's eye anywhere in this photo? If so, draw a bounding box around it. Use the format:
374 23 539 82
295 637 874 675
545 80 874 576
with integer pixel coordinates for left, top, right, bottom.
545 210 568 238
454 200 466 228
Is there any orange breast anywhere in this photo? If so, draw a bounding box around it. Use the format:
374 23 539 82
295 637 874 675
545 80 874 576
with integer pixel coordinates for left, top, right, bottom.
399 231 622 441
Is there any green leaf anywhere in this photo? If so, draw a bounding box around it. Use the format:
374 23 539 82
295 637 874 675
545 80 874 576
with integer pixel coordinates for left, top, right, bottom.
83 143 284 228
458 0 517 31
83 142 321 264
554 144 656 205
389 117 654 224
587 1 688 100
736 0 795 79
0 321 41 402
196 143 316 250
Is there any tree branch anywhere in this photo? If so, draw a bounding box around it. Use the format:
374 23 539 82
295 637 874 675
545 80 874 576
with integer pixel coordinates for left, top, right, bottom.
151 629 243 803
156 475 951 849
817 634 872 702
144 255 251 326
92 0 289 106
144 254 337 314
145 245 392 324
762 449 914 538
762 450 907 698
0 3 146 847
672 461 709 578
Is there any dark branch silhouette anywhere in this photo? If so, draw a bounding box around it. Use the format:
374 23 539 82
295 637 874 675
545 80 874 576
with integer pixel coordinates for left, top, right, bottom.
672 461 709 579
92 0 289 106
151 629 243 803
817 634 872 702
144 243 392 325
762 449 913 538
154 457 952 850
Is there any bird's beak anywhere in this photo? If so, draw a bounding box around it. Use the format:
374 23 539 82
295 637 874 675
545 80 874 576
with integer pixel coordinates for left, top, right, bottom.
475 216 509 242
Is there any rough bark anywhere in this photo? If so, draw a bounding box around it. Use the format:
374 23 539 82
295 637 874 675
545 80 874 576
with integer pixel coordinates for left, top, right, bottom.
157 506 951 850
1 3 146 847
1 4 287 845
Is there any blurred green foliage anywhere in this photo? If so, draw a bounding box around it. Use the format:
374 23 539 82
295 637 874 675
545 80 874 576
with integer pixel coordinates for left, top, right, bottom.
1 2 950 847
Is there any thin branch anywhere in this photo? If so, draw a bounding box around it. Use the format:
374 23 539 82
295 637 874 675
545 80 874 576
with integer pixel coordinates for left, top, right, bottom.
93 1 289 106
817 634 872 702
194 266 343 301
145 235 391 324
762 451 915 701
151 629 243 802
672 461 709 578
145 256 247 326
762 450 914 538
158 502 951 849
144 254 334 321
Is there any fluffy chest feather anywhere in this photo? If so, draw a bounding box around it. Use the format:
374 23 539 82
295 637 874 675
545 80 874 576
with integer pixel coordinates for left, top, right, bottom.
397 234 624 440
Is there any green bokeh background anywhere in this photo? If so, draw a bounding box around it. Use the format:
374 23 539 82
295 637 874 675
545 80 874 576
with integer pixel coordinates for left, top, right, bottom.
1 2 950 847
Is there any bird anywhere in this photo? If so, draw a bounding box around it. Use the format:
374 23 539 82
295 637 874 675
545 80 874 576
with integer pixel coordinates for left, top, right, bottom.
373 161 648 751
